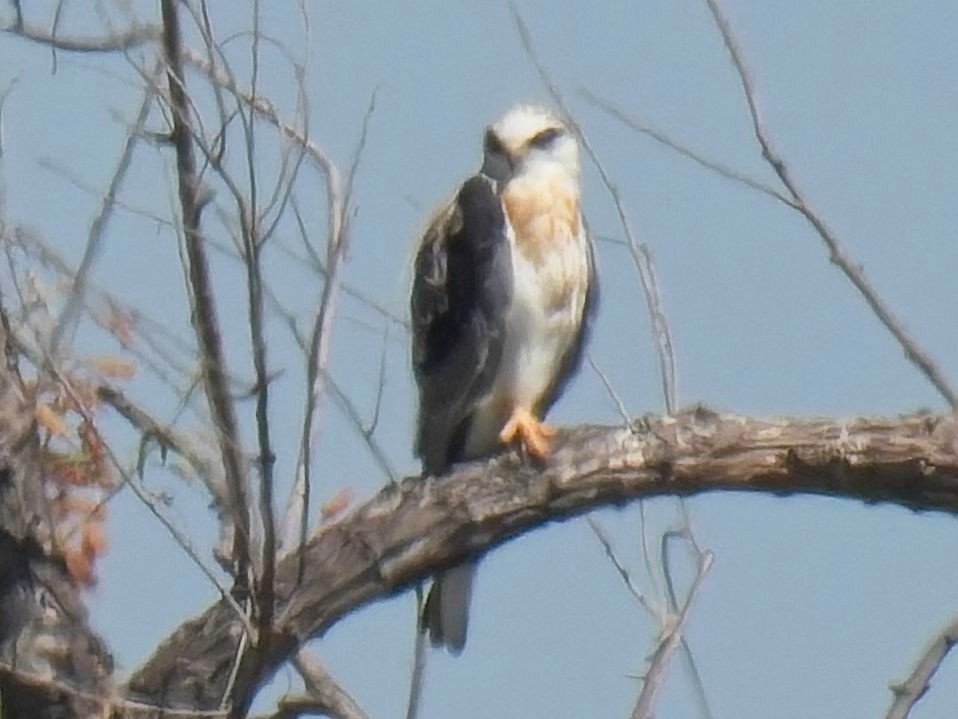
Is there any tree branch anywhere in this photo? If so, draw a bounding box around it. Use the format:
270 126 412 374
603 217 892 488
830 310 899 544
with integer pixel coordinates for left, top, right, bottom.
123 409 958 714
886 612 958 719
160 0 251 579
702 0 958 412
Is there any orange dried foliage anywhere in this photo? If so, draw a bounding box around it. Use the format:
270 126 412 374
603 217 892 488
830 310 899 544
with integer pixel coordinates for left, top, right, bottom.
49 459 93 487
320 487 354 522
53 494 109 587
82 522 108 557
35 403 68 436
89 356 137 380
106 307 134 348
50 493 101 520
64 548 94 586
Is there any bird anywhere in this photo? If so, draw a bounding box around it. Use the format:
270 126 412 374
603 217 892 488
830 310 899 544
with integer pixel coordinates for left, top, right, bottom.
410 103 598 653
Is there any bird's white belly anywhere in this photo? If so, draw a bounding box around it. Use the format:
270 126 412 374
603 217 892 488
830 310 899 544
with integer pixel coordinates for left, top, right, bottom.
464 234 588 457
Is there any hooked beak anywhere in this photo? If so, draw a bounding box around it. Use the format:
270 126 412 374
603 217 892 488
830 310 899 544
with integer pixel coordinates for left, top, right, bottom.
480 151 513 185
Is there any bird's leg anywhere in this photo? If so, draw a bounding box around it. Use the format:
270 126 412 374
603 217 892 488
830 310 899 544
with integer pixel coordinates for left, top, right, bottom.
499 407 556 460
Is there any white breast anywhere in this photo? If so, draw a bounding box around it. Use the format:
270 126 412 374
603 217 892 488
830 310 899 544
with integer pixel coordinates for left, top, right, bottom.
463 220 589 458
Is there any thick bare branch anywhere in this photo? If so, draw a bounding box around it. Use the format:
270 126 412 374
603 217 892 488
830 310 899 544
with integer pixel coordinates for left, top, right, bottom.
160 0 251 577
123 410 958 715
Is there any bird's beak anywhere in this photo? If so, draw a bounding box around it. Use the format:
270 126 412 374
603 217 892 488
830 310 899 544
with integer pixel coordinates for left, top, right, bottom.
481 151 513 185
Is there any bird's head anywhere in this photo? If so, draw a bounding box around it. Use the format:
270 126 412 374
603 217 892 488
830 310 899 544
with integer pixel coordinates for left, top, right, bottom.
480 104 578 186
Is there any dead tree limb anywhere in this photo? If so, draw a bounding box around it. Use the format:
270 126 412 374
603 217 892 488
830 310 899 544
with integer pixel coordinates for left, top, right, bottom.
121 409 958 715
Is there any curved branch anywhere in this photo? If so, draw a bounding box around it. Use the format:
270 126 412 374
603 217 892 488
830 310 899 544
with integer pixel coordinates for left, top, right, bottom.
122 409 958 715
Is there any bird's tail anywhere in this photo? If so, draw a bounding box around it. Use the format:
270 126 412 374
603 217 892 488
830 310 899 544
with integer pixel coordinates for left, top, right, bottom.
423 561 476 654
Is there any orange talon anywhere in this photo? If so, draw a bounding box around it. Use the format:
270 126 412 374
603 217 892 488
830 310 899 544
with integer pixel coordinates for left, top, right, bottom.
499 407 555 460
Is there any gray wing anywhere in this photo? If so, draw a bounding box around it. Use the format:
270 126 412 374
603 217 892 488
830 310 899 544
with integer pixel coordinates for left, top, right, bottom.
411 174 513 476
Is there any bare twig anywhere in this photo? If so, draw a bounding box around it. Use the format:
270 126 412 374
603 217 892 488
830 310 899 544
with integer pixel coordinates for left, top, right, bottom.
288 92 376 579
0 79 18 160
661 528 714 719
325 373 398 484
96 383 227 506
45 359 255 641
226 0 279 641
588 354 631 426
703 0 958 412
587 517 661 620
404 586 428 719
180 47 344 249
51 70 156 355
632 551 714 719
363 323 390 437
581 89 796 208
886 613 958 719
3 19 159 53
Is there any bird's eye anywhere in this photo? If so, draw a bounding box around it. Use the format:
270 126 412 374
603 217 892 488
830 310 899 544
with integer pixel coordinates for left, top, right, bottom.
484 129 506 156
529 127 562 149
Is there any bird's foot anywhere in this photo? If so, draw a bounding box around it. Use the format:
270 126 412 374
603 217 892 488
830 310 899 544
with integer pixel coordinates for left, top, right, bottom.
499 407 556 460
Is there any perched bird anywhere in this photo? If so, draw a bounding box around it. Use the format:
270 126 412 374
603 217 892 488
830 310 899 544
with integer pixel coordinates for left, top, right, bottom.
410 104 597 653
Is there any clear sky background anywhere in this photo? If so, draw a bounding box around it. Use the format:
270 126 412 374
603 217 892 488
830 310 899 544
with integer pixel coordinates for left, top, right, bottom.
2 1 958 718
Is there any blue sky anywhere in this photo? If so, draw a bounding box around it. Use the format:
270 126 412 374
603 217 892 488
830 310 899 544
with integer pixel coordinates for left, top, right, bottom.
2 1 958 717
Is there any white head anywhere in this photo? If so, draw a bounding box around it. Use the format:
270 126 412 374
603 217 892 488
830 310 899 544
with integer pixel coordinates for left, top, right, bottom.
480 104 579 185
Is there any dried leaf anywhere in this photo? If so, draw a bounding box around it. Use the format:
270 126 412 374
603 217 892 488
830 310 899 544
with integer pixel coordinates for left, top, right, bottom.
82 522 108 557
64 547 95 586
89 356 137 379
320 487 354 522
106 306 134 347
36 403 68 436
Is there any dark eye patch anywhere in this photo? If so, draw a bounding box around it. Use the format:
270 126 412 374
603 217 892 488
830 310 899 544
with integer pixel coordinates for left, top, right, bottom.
484 129 506 156
529 127 562 149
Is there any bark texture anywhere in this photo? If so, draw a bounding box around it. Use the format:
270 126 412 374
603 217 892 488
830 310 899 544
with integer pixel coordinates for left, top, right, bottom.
121 407 958 715
0 321 113 719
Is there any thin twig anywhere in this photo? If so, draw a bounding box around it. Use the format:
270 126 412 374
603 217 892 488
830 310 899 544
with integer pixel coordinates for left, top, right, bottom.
587 516 661 621
886 613 958 719
51 69 156 355
363 322 390 437
661 528 714 719
96 383 227 506
703 0 958 412
45 359 255 641
587 354 631 426
231 0 278 641
581 89 796 208
404 585 428 719
289 92 375 581
3 19 159 52
632 551 714 719
325 373 398 484
180 47 344 250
